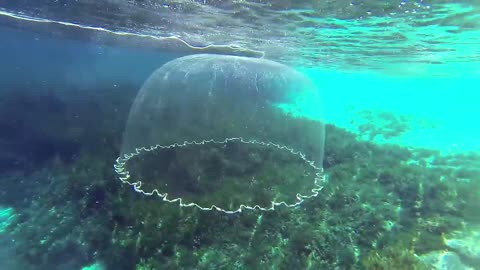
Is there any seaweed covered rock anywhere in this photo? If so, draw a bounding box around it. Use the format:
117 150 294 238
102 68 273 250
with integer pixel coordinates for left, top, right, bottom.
419 251 473 270
444 227 480 267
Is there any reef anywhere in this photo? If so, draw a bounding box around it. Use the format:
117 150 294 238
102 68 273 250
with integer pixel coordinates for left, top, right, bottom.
0 84 479 270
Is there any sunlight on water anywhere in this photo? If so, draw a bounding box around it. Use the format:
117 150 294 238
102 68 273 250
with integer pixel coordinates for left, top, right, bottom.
0 207 15 233
1 1 479 73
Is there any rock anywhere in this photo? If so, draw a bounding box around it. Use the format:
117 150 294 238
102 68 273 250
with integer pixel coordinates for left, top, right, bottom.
444 227 480 268
419 251 473 270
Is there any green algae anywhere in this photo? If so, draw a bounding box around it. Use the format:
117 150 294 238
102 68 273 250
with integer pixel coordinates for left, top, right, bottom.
3 121 479 269
362 243 429 270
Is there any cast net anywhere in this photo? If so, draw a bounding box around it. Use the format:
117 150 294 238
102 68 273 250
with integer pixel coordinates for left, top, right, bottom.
114 54 326 213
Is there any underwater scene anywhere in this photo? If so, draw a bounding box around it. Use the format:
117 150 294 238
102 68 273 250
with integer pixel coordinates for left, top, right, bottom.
0 1 479 269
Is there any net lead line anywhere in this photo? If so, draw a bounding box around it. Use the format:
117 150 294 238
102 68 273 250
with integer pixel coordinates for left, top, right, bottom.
114 137 324 214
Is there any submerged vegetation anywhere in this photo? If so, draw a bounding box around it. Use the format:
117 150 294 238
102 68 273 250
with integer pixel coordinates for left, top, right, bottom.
0 85 479 270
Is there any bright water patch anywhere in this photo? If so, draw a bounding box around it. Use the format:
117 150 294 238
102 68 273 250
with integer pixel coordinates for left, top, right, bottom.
0 207 14 233
302 68 480 154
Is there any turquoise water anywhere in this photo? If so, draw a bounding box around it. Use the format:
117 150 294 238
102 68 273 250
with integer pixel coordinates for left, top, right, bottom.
306 70 480 153
0 1 479 269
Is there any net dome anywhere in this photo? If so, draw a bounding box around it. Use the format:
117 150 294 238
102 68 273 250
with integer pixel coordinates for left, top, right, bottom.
115 54 325 213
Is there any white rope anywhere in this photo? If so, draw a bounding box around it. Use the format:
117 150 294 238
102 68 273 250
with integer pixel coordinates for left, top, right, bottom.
114 137 324 214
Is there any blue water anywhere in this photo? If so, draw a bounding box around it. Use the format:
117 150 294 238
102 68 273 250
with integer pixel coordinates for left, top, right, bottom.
3 25 479 155
0 26 177 90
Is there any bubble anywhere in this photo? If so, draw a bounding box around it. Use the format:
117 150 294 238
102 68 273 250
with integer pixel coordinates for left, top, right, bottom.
114 54 325 213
